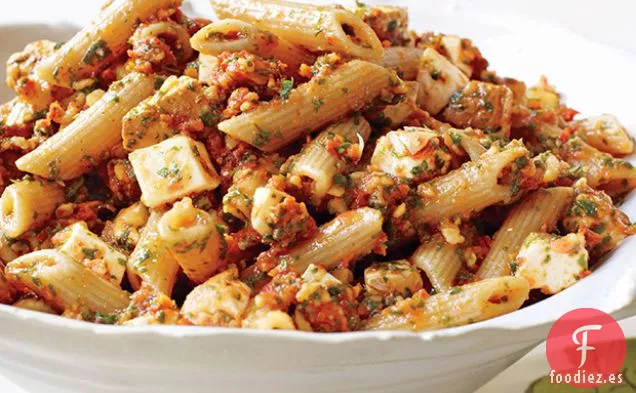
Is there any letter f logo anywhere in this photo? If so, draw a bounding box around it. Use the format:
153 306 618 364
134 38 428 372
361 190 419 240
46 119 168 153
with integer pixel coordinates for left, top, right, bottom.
572 324 603 368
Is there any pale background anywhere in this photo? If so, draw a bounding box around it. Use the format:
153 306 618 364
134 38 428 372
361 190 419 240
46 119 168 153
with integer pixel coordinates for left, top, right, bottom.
0 0 635 392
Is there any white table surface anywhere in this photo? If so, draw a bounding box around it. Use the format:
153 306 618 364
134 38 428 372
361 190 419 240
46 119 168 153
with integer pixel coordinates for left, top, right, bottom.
0 1 635 392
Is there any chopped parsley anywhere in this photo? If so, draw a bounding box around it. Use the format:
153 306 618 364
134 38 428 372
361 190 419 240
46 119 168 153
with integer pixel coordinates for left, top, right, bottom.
252 124 271 147
312 97 324 112
572 199 598 217
449 131 462 146
280 78 294 100
82 39 111 65
81 248 98 259
199 111 218 127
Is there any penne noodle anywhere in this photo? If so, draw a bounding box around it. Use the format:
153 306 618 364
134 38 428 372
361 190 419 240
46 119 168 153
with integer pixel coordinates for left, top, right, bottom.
411 235 463 293
0 0 632 332
410 140 530 224
272 207 384 275
157 198 224 284
209 0 384 60
0 179 64 238
559 137 636 188
35 0 183 87
191 19 314 75
364 276 530 331
15 72 155 180
373 47 423 80
218 60 400 152
576 114 634 156
285 116 371 199
5 250 130 313
477 187 575 279
128 211 180 295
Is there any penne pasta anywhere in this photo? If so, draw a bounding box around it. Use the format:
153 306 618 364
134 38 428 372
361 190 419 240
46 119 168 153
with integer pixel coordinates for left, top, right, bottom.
477 187 575 279
364 276 530 331
272 207 385 275
5 250 130 313
190 19 314 76
128 211 180 295
122 75 223 151
0 179 64 238
217 60 401 152
559 137 636 188
411 235 463 293
0 0 632 332
157 198 224 284
285 116 371 199
575 114 634 156
410 140 530 224
373 47 423 80
15 72 155 180
209 0 384 60
35 0 183 87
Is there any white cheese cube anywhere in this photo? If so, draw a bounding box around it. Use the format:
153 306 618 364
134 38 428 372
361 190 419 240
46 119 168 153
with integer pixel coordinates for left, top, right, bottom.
371 128 449 180
514 232 588 295
53 221 127 284
416 48 469 115
129 135 220 208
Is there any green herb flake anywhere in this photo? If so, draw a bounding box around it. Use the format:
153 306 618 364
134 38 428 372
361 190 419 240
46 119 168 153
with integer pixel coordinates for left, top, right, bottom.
450 287 462 295
311 97 324 112
280 78 294 100
81 248 98 259
82 39 111 65
199 111 218 127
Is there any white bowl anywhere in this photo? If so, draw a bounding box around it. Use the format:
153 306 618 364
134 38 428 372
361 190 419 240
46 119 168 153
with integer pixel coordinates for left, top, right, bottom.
1 4 636 393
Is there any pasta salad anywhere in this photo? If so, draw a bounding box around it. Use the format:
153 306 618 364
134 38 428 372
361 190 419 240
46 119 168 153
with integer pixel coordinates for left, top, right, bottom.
0 0 633 332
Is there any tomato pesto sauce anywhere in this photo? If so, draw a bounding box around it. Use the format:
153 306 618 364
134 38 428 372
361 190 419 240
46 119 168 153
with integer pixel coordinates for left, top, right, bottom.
0 0 633 333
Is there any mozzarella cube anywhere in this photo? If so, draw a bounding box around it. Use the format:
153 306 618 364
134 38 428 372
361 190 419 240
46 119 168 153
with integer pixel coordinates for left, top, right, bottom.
53 221 127 284
440 35 473 76
296 264 342 303
416 48 469 115
514 232 588 295
250 185 311 245
129 135 220 208
371 128 450 181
